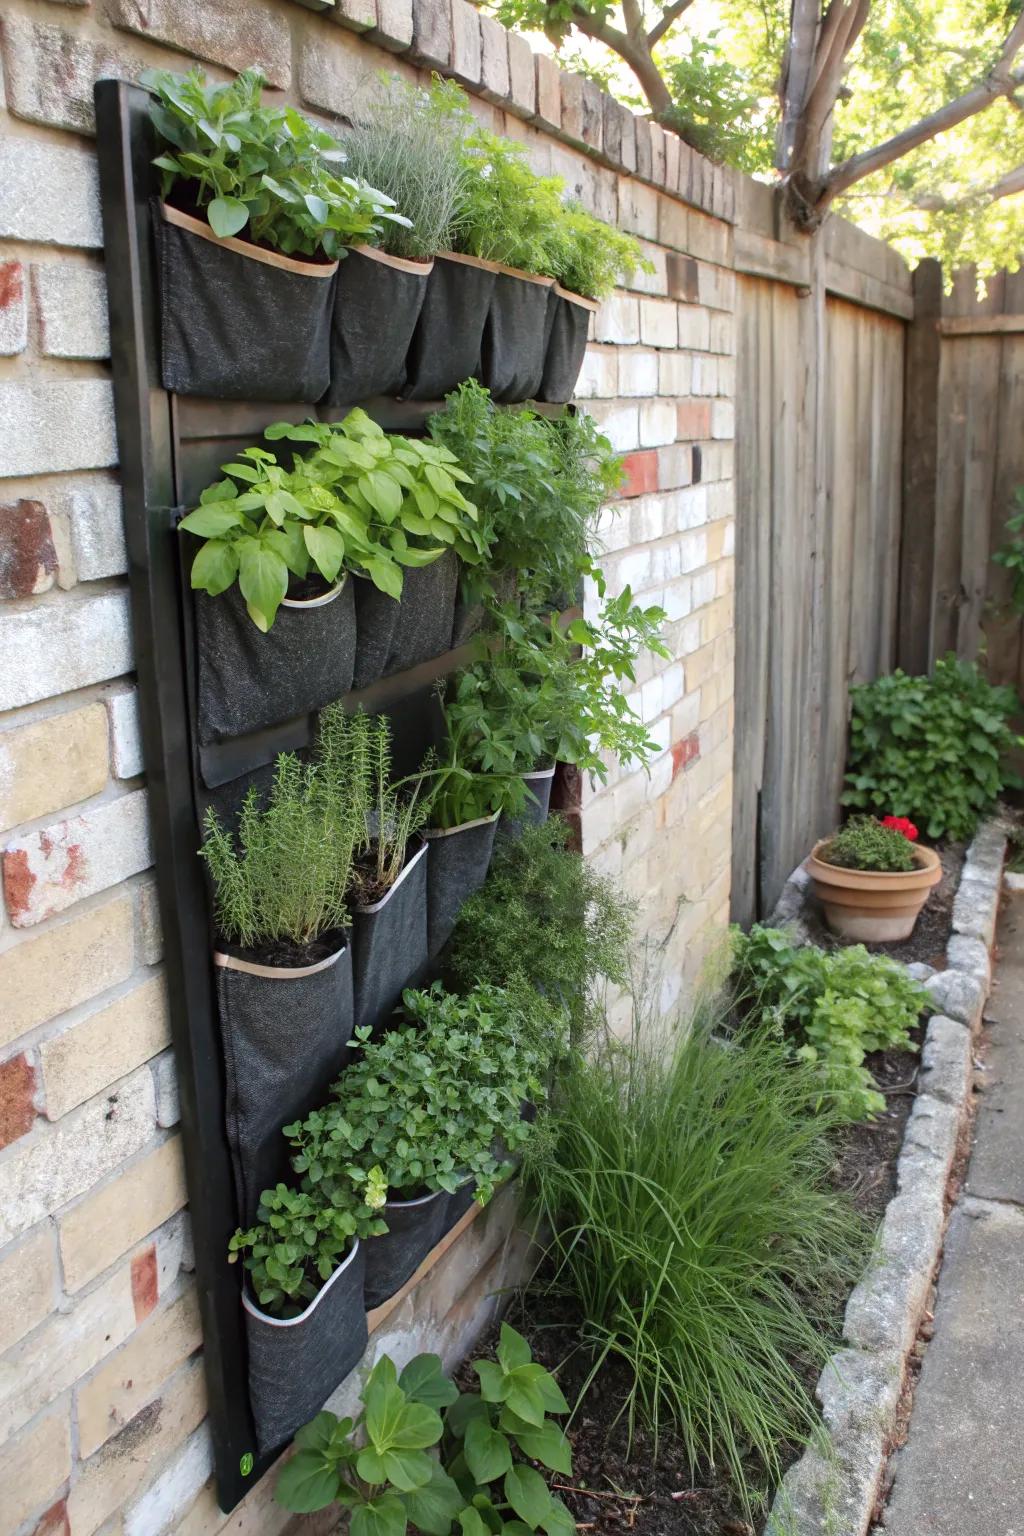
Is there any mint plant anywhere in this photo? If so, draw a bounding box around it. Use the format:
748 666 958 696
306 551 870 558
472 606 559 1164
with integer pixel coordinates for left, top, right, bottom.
143 66 405 257
275 1329 576 1536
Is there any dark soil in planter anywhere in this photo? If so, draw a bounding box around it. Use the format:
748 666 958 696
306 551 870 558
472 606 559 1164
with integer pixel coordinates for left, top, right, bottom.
217 927 345 970
803 842 964 970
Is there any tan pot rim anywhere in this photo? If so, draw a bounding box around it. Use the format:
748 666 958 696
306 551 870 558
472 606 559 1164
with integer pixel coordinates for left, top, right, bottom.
350 243 434 277
807 838 941 888
160 202 339 278
492 262 557 288
435 250 505 275
553 283 600 312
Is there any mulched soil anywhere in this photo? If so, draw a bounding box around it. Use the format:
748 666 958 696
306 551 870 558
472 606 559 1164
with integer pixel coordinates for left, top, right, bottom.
458 846 968 1536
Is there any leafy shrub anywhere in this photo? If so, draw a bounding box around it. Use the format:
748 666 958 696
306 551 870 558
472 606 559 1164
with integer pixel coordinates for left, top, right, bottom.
993 486 1024 612
275 1332 577 1536
143 67 402 257
446 820 635 1042
523 1005 869 1510
228 1179 386 1317
548 201 650 300
819 815 916 873
843 656 1020 840
199 752 365 955
731 925 930 1120
340 76 469 261
457 126 568 275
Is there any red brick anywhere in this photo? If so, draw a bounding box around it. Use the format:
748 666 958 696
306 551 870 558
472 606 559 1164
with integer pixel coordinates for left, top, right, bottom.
33 1500 70 1536
676 401 713 441
131 1244 158 1323
618 450 659 499
0 1053 38 1149
671 732 701 778
0 500 58 599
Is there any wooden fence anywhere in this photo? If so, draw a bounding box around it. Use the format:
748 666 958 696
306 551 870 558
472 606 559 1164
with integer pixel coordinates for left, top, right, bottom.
731 184 910 925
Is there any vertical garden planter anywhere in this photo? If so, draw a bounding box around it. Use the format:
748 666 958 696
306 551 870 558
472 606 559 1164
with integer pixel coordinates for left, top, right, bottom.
443 1177 480 1233
352 552 459 690
214 938 354 1224
424 811 500 957
539 287 599 404
351 839 429 1034
479 267 556 403
324 246 433 405
402 252 499 401
499 764 556 842
363 1188 448 1309
242 1238 368 1453
195 574 356 744
156 204 337 402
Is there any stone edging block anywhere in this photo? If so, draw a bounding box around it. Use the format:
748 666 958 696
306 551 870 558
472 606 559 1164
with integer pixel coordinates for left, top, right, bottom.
764 814 1007 1536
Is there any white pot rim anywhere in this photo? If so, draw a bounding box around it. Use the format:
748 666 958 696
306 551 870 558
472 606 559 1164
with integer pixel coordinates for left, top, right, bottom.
354 838 428 915
384 1186 447 1211
425 810 501 838
160 202 339 278
280 573 346 610
214 936 347 981
522 764 556 782
242 1237 360 1328
553 284 600 312
350 243 435 277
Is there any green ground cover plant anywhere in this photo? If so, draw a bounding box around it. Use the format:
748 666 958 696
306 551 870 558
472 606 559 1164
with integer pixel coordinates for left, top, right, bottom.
143 66 403 256
523 997 870 1514
275 1333 577 1536
731 924 930 1121
843 656 1020 841
819 815 916 873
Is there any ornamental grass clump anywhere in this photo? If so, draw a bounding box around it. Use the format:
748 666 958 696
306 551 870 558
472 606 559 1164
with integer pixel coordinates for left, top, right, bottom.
523 996 870 1513
820 814 916 873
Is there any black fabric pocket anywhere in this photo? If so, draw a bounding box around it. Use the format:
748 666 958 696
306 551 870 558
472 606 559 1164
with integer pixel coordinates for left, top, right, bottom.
402 254 497 401
324 247 431 405
363 1188 448 1309
424 813 500 957
539 289 594 404
156 204 336 402
195 577 356 745
243 1239 367 1453
215 940 354 1225
351 840 429 1035
352 553 458 690
479 270 556 403
498 767 556 842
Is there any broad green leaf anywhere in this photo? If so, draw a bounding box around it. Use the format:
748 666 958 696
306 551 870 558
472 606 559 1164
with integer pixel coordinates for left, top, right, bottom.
399 1355 459 1410
474 1361 510 1406
393 544 445 568
304 192 330 223
360 471 404 522
464 1418 512 1484
357 1446 435 1493
508 1423 572 1476
496 1325 532 1373
541 1498 576 1536
459 1511 490 1536
445 1393 492 1440
179 504 243 538
207 196 249 238
351 1495 408 1536
400 1461 465 1536
504 1466 553 1529
303 523 346 583
362 556 404 600
190 538 239 596
238 537 288 631
273 1449 340 1513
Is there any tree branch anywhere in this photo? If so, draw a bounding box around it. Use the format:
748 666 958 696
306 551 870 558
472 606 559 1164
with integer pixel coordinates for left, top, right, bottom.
647 0 694 50
566 0 677 119
914 163 1024 210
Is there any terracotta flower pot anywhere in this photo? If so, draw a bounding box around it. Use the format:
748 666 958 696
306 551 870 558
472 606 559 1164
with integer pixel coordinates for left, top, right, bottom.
807 839 942 942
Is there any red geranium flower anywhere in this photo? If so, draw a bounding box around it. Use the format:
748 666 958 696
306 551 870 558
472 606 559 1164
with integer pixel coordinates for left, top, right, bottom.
882 815 918 841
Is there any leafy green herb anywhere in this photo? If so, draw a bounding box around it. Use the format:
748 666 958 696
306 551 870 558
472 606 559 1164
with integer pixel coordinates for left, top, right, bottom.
993 487 1024 612
819 815 917 873
547 200 651 300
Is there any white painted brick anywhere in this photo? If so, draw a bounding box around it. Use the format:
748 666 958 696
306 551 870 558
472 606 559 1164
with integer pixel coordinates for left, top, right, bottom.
0 591 133 712
639 298 677 348
661 661 685 708
0 1066 155 1246
649 540 681 583
628 242 667 296
64 477 128 582
707 481 734 520
640 675 663 722
124 1424 213 1536
450 0 482 84
618 350 658 397
151 1049 181 1129
658 352 692 396
618 180 658 240
648 716 672 756
575 346 618 399
4 788 152 927
0 379 116 478
662 576 694 621
0 261 28 355
34 262 110 359
712 399 735 439
657 443 693 490
709 311 735 354
479 13 510 100
610 548 651 592
691 356 719 396
594 503 633 554
105 686 143 779
0 139 102 247
2 15 145 134
674 485 710 530
137 878 164 966
718 356 737 395
629 493 671 546
594 294 640 345
586 402 639 452
640 399 677 447
691 567 718 607
680 529 709 572
677 305 712 352
723 518 735 555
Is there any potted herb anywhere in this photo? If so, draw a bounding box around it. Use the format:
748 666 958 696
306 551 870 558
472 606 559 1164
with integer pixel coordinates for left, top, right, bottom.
143 67 403 401
807 815 941 942
315 705 429 1032
541 203 650 403
265 413 489 688
276 1333 576 1536
229 1176 387 1452
326 76 469 403
200 748 365 1223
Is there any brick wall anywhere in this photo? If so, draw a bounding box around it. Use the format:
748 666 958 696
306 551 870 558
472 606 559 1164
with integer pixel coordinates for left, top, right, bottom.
0 0 736 1528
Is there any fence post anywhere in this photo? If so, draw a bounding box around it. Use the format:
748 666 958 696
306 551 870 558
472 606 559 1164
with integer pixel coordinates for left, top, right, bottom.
897 257 943 673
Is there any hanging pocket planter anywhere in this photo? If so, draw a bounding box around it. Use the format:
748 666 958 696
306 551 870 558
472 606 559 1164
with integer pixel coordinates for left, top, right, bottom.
424 811 500 957
195 574 356 745
479 266 556 404
215 937 354 1225
443 1176 480 1235
539 287 600 404
363 1187 448 1310
402 252 499 401
323 246 433 406
351 552 459 691
351 839 429 1035
243 1238 367 1454
499 764 557 842
156 204 337 402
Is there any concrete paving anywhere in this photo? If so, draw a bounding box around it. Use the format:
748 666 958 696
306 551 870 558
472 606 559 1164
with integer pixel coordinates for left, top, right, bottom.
882 897 1024 1534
